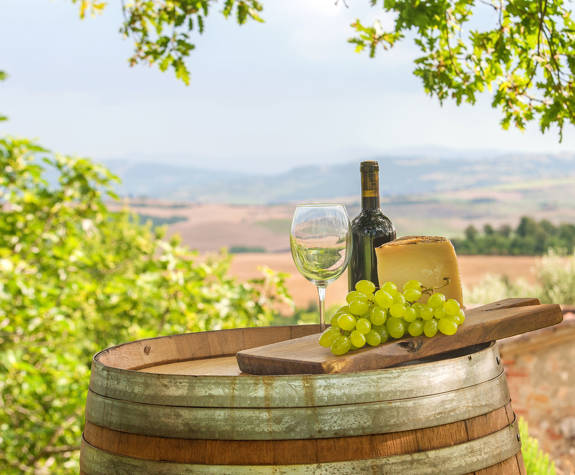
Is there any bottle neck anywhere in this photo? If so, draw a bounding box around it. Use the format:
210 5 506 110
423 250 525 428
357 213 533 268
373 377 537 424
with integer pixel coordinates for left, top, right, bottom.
362 195 380 210
361 169 380 210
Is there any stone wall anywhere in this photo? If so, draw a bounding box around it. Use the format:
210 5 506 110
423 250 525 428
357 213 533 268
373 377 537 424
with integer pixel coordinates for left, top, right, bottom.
499 310 575 475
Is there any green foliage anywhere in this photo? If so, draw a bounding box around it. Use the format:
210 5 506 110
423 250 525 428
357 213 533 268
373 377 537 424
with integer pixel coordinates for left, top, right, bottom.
0 137 291 473
350 0 575 139
465 251 575 305
72 0 264 85
0 70 7 122
453 216 575 255
535 250 575 305
71 0 106 18
135 212 187 227
519 418 557 475
465 274 535 306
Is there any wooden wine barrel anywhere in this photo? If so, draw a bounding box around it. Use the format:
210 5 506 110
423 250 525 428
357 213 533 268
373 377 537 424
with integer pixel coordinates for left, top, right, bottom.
80 325 525 474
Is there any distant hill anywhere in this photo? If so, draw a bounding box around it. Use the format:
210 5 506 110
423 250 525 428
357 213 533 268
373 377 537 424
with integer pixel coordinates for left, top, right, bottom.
103 153 575 204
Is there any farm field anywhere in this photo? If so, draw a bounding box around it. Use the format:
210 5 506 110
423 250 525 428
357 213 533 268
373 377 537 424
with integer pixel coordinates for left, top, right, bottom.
114 198 570 311
116 182 575 254
229 253 540 310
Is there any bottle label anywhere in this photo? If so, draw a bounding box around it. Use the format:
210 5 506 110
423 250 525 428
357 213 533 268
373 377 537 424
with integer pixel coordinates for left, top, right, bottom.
361 172 379 198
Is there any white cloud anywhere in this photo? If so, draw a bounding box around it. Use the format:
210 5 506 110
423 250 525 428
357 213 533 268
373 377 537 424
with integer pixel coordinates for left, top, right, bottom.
265 0 413 64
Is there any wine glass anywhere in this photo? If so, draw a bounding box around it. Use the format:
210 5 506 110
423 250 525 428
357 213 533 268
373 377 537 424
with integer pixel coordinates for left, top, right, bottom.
290 204 352 330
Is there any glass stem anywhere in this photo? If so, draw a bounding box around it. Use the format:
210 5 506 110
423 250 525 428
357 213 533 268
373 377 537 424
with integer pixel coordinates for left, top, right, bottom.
317 284 327 331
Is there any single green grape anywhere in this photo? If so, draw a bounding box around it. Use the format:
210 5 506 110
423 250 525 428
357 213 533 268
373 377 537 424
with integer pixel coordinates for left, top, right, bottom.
319 328 341 348
337 313 356 331
386 317 406 339
456 308 466 324
330 313 341 327
355 280 376 295
438 318 458 336
349 299 370 316
350 330 366 348
427 292 446 309
346 291 369 304
408 320 424 337
393 292 406 305
330 336 351 355
334 305 350 315
374 289 394 309
389 303 406 318
451 314 461 324
434 306 447 319
423 318 438 337
373 325 389 344
381 281 398 294
356 318 372 334
412 303 424 318
420 306 434 320
403 288 422 302
444 299 461 316
365 330 382 347
403 279 422 291
369 306 387 326
403 306 417 322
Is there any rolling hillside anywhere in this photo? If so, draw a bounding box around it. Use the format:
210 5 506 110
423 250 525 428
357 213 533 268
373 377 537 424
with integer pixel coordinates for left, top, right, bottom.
120 173 575 254
104 152 575 204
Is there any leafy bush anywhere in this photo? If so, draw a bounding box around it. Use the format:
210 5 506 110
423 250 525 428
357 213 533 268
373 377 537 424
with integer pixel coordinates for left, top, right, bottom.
0 137 291 473
465 252 575 305
465 275 536 306
536 251 575 305
520 418 557 475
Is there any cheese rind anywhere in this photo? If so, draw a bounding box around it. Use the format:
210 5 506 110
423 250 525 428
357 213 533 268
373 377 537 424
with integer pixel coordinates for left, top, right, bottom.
375 236 463 305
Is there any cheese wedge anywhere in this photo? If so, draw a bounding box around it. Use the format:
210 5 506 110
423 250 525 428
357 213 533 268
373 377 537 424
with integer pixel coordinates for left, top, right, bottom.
375 236 463 305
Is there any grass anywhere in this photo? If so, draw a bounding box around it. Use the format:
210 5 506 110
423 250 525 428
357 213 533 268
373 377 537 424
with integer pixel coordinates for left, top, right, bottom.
520 418 557 474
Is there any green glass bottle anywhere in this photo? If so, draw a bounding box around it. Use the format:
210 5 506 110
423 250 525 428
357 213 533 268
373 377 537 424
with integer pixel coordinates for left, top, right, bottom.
348 161 396 290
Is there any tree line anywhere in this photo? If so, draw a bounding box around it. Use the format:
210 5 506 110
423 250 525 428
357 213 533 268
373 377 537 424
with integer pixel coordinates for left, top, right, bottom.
452 217 575 256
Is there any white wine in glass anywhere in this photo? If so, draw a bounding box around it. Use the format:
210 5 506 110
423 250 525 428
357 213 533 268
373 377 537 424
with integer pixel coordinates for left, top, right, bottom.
290 204 352 330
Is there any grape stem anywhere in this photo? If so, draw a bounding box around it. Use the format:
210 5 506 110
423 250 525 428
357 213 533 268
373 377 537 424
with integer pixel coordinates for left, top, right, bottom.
421 277 451 295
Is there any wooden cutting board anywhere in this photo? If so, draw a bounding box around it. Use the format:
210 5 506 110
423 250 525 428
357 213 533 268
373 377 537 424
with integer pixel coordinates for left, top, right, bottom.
236 298 563 375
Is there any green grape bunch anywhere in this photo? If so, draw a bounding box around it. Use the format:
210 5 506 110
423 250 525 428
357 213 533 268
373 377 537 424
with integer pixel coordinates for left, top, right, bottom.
318 280 465 356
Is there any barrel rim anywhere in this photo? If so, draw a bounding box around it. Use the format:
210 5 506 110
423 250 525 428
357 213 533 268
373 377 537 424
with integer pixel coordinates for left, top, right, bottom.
89 327 501 408
91 324 495 379
92 341 495 377
92 324 319 368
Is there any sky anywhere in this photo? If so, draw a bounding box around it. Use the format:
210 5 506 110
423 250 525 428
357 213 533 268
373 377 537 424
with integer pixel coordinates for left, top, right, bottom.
1 0 575 173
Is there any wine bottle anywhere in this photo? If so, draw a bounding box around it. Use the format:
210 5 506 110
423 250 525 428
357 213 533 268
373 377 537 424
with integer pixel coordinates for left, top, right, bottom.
348 161 396 290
